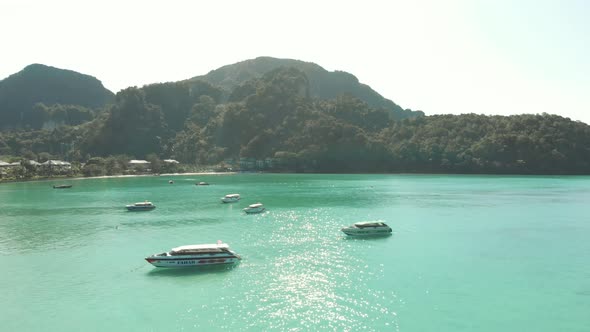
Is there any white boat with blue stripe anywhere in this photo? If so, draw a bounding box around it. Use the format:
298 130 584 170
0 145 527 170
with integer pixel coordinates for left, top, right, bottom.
145 242 241 267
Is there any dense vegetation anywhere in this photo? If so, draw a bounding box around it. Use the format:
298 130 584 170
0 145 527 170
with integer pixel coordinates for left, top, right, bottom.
2 58 590 178
0 64 113 129
189 56 422 120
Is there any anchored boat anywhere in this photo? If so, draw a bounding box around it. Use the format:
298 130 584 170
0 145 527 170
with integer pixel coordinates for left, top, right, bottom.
126 201 156 211
243 203 265 214
221 193 240 203
52 184 72 189
145 242 241 267
341 221 392 236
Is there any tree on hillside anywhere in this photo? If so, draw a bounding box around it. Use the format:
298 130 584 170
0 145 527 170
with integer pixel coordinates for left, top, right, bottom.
143 82 194 131
82 87 167 158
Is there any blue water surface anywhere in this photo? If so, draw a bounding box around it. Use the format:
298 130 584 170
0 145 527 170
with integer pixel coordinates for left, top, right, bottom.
0 174 589 331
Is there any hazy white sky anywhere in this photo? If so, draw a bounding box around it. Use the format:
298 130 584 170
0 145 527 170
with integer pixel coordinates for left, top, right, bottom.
1 0 589 123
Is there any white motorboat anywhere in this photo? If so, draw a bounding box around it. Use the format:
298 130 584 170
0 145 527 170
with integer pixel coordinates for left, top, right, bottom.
126 201 156 211
221 193 240 203
145 242 241 267
341 221 392 236
243 203 265 214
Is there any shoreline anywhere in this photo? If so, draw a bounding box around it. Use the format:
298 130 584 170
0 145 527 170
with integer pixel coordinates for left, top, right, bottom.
2 171 589 185
0 172 238 185
71 171 238 181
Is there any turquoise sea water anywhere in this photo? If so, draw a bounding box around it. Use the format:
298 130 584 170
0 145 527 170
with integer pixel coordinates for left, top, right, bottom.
1 174 589 331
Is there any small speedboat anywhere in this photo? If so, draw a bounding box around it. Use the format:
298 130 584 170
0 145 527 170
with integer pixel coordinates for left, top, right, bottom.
168 180 174 184
53 184 72 189
341 221 392 236
221 194 240 203
126 201 156 211
243 203 265 214
145 242 241 268
196 182 210 186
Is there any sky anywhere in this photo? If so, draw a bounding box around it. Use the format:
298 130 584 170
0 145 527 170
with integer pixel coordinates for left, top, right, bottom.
1 0 589 123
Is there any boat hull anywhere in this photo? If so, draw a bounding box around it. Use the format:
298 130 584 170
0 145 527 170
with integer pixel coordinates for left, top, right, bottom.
244 208 265 214
145 256 240 267
222 198 240 203
341 228 392 236
126 206 156 211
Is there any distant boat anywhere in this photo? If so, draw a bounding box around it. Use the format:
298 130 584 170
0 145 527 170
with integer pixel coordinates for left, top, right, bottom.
168 180 174 184
126 201 156 211
221 194 240 203
145 242 241 267
341 221 392 236
196 182 210 186
52 184 72 189
243 203 265 214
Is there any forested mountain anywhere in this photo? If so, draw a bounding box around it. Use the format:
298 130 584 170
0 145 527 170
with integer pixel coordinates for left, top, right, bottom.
2 65 590 175
1 59 590 175
0 64 114 129
189 57 422 120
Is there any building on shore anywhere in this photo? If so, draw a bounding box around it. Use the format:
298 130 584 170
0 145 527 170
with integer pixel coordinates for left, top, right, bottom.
128 160 151 173
41 160 71 169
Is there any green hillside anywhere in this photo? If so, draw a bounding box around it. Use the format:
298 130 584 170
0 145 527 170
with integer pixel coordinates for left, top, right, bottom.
1 59 589 175
189 57 422 120
0 64 114 129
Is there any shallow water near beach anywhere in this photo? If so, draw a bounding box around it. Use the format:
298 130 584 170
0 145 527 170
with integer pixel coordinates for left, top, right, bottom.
1 174 589 331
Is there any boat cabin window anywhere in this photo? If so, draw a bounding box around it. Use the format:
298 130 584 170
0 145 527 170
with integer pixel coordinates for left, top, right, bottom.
356 222 386 228
170 248 224 255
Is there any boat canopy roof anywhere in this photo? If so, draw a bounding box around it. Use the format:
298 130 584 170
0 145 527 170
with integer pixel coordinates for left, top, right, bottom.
248 203 263 208
131 201 153 206
354 221 389 228
129 159 150 164
171 243 229 252
224 194 240 198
